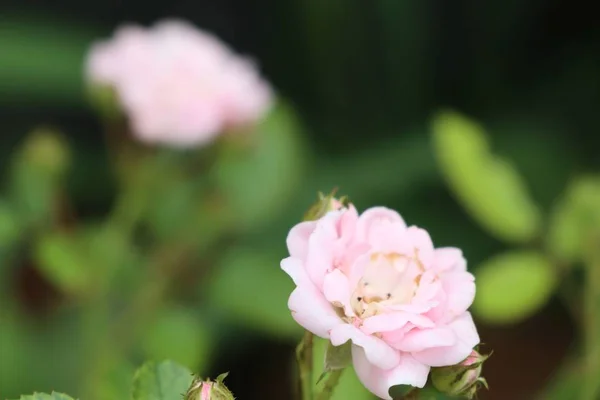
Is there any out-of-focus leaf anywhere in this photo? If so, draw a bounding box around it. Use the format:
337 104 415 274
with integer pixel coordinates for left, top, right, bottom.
0 308 82 398
431 110 541 244
207 246 301 339
94 360 136 400
0 14 100 105
131 360 193 400
13 393 76 400
473 251 557 324
213 100 306 230
10 161 55 227
34 233 90 295
547 175 600 263
312 338 374 400
537 356 583 400
0 199 20 247
140 306 212 372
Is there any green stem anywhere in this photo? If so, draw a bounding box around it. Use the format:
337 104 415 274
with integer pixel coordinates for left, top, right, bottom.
315 369 344 400
296 331 315 400
583 235 600 400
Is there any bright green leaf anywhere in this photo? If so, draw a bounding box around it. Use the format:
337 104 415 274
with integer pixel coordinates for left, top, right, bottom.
14 393 75 400
34 233 90 294
473 251 557 324
312 338 375 400
546 175 600 263
140 306 212 372
213 100 306 229
207 246 302 339
131 360 194 400
431 110 541 243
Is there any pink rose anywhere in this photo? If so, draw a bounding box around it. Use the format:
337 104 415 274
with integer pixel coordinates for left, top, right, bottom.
281 205 479 399
86 19 273 147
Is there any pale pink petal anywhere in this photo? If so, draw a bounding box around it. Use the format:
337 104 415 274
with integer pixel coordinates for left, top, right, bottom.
355 207 406 244
330 324 400 370
434 247 467 272
395 327 456 352
352 346 429 400
286 221 317 260
440 271 476 323
411 312 479 367
405 226 435 267
322 269 354 316
281 257 308 286
288 285 342 338
412 271 442 304
361 312 434 335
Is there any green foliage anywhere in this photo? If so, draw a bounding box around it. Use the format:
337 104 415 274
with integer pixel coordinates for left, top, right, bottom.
322 341 352 374
140 306 212 372
0 199 20 247
213 101 307 229
546 175 600 263
13 393 76 400
473 251 557 324
0 13 99 105
131 361 194 400
34 232 90 295
431 110 541 244
312 338 374 400
207 245 301 338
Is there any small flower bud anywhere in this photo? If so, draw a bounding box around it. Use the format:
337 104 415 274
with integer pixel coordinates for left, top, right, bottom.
431 350 490 399
303 190 347 221
186 372 235 400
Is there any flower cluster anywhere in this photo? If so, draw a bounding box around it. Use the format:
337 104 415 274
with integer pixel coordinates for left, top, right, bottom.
281 202 480 399
86 19 273 147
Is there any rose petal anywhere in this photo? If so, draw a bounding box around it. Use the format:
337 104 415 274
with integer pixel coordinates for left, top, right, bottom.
434 247 467 272
323 269 354 316
286 221 317 260
412 312 480 366
281 257 308 286
330 324 400 370
355 207 407 244
395 327 456 352
352 345 429 400
288 284 342 338
440 271 476 322
361 312 434 335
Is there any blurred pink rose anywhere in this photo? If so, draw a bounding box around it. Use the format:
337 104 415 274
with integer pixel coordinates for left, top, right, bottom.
281 205 479 399
86 19 273 147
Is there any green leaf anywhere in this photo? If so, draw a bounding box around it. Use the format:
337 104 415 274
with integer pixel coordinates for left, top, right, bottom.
312 338 375 400
0 199 20 247
140 306 213 372
0 14 101 106
207 246 302 339
473 251 557 324
546 175 600 263
14 392 75 400
213 100 307 229
323 341 352 372
131 360 194 400
431 110 541 243
33 233 90 294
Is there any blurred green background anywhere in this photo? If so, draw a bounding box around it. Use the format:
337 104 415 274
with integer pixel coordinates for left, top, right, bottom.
1 1 599 400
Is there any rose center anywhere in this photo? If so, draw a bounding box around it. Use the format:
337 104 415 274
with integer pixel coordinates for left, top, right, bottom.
350 252 423 318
